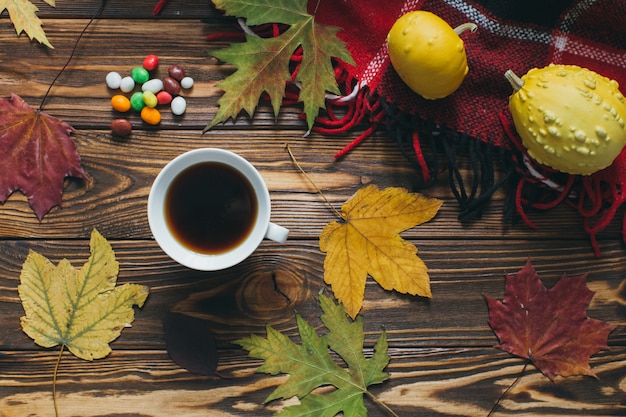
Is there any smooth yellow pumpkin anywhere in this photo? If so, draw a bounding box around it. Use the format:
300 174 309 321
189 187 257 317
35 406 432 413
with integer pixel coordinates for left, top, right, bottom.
387 11 476 99
506 64 626 175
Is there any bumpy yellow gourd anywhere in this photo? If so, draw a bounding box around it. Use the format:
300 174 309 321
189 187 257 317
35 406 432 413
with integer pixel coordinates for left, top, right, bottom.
506 64 626 175
387 11 476 99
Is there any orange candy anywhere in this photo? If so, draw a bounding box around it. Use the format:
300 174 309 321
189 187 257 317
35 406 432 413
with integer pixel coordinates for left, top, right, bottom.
141 106 161 125
111 94 131 112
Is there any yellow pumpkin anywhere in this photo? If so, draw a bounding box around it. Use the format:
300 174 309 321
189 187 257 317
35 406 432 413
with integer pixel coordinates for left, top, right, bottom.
506 64 626 175
387 11 476 99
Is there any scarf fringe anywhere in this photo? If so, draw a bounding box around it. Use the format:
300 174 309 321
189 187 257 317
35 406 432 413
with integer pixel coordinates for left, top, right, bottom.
314 67 514 222
382 100 515 222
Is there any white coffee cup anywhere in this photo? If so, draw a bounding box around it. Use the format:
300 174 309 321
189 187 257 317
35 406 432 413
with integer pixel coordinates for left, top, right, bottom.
148 148 288 271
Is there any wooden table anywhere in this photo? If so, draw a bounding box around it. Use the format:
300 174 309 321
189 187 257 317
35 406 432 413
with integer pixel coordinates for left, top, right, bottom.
1 1 624 416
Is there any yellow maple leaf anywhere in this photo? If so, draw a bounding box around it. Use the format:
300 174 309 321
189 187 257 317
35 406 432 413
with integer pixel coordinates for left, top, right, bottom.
320 184 442 318
1 0 55 48
18 228 149 360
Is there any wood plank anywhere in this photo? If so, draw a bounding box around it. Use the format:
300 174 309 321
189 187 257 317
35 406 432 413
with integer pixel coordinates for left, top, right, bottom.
35 0 222 19
0 128 621 244
1 348 624 416
1 239 624 350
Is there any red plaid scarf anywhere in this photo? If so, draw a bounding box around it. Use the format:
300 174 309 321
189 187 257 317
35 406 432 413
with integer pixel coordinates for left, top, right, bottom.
157 0 626 255
313 0 626 256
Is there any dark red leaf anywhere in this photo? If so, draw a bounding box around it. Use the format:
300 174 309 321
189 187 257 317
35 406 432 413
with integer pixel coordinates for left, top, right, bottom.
486 259 616 381
163 312 218 376
0 93 88 219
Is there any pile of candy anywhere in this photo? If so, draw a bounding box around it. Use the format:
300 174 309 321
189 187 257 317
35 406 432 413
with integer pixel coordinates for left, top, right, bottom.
106 55 194 136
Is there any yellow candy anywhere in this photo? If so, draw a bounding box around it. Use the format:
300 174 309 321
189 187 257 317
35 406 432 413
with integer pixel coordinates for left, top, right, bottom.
141 106 161 125
142 90 158 108
111 94 131 112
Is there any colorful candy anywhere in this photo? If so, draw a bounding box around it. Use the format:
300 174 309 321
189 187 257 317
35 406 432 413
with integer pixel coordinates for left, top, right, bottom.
142 91 158 108
111 94 131 112
171 96 187 116
156 90 173 105
141 107 161 125
110 118 133 137
162 76 180 96
143 54 159 71
180 76 194 89
106 55 192 133
168 64 185 81
120 76 135 93
105 71 122 89
142 78 164 94
131 67 150 84
130 91 146 111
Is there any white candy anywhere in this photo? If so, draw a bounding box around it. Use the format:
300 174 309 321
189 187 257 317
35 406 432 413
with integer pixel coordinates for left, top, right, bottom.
180 76 194 89
142 78 164 94
120 76 136 93
171 96 187 115
105 71 122 89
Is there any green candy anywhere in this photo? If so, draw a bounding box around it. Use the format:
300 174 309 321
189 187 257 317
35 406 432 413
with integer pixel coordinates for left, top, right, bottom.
130 91 145 111
131 66 150 84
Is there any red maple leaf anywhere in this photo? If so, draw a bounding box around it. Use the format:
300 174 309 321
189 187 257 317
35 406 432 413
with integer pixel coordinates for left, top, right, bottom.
486 259 615 381
0 93 88 219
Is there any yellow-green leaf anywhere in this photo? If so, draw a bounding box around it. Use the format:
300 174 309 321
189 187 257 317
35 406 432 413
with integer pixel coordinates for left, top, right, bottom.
18 229 149 360
320 185 442 318
0 0 55 48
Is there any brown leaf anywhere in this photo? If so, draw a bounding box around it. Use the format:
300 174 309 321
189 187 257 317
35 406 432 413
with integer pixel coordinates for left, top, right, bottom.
486 259 616 381
320 185 442 318
0 93 88 219
163 312 218 376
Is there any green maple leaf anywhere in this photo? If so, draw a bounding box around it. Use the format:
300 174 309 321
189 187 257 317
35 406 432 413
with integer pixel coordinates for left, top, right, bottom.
236 294 390 417
1 0 55 48
206 0 354 132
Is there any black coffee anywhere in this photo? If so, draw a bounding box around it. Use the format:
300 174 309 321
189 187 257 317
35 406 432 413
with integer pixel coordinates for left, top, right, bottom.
164 162 258 254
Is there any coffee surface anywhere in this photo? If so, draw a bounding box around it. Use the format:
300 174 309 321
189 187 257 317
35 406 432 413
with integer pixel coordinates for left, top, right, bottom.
165 162 258 254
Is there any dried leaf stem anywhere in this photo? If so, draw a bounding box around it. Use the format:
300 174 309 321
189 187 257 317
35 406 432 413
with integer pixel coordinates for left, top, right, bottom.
366 390 400 417
312 0 322 15
40 0 109 111
285 144 344 220
52 344 65 417
488 360 530 417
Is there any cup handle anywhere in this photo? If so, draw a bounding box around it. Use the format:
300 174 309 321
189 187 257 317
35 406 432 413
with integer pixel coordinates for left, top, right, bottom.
265 222 289 243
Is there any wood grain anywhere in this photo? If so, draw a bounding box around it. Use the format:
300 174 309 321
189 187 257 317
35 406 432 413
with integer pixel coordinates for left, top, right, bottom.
0 128 620 243
0 2 625 416
1 348 625 417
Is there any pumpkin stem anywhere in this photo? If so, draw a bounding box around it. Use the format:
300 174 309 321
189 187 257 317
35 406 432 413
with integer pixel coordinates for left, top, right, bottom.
454 22 477 35
505 69 525 91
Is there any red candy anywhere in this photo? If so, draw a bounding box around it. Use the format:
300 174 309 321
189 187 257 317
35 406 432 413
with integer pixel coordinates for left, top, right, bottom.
143 54 159 71
156 90 173 105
